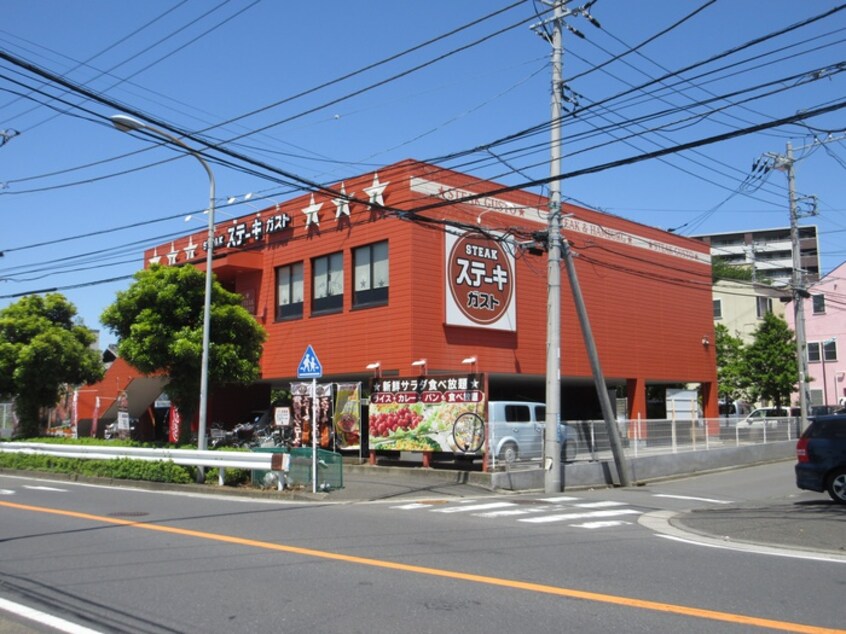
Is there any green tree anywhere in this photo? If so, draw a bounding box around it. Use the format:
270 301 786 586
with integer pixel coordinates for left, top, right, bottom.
712 258 755 283
0 294 105 437
101 264 266 441
715 323 749 405
744 312 798 408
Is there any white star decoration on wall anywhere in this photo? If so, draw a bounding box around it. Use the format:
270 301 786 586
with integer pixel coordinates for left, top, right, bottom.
364 173 388 209
183 237 197 259
302 194 323 227
333 182 352 219
158 176 392 268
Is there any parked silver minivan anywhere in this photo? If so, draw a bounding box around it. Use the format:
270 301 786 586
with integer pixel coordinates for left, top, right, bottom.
486 401 579 466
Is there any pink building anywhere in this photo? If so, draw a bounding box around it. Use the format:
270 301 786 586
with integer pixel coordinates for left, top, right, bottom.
786 261 846 408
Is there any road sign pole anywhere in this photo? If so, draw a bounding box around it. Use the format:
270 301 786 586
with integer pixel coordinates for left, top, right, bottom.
312 377 318 493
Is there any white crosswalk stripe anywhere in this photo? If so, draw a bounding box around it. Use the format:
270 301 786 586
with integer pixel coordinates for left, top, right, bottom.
389 495 644 531
519 509 642 524
433 502 517 514
571 500 626 508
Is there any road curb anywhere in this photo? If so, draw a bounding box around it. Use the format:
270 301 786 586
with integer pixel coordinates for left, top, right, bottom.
638 509 846 563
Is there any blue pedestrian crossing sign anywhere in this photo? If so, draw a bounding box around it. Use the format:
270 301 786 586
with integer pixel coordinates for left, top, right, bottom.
297 344 323 379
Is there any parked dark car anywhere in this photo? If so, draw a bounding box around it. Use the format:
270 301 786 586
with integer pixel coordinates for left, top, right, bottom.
795 414 846 504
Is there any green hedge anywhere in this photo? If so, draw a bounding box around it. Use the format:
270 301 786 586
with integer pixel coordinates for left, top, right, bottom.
0 452 194 483
0 438 252 485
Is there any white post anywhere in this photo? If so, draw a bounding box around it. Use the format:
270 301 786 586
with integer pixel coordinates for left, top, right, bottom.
312 377 318 493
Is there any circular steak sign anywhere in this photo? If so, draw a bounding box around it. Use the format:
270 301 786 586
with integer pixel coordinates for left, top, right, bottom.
446 231 516 330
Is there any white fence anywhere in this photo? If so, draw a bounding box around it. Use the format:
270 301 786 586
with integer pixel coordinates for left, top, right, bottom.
0 442 289 488
490 416 801 471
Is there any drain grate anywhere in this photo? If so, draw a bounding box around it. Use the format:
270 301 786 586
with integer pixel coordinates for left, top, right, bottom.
107 511 149 518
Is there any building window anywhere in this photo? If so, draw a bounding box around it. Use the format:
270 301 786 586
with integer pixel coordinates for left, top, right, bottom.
812 294 826 314
312 251 344 314
353 241 389 307
755 296 772 319
823 339 838 362
713 299 722 320
808 342 821 363
276 262 303 320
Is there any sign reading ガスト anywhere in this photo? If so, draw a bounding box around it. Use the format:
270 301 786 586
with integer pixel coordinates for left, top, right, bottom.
445 231 515 331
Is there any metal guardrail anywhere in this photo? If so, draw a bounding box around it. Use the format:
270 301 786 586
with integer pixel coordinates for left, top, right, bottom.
0 442 290 488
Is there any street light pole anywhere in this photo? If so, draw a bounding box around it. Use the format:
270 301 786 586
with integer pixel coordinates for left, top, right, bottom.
110 114 215 456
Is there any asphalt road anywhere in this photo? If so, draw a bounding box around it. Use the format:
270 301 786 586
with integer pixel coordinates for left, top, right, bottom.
1 461 844 633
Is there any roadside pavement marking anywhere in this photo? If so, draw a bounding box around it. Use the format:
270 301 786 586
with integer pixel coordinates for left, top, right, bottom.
572 521 634 529
0 489 14 496
23 485 68 492
433 502 515 513
572 501 627 508
653 494 733 505
0 597 103 634
519 509 642 524
640 510 846 565
2 499 843 634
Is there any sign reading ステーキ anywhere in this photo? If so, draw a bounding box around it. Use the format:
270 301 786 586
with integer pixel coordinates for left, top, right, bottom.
445 231 515 331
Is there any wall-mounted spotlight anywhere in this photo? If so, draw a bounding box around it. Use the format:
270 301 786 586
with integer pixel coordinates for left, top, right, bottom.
366 361 381 377
701 336 710 346
411 359 427 375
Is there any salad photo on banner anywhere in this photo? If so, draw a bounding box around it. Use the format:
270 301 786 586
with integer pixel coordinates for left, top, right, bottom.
333 383 362 449
368 374 486 454
290 382 334 448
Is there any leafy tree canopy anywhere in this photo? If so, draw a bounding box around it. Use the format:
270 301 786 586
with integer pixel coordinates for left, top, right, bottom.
743 312 798 408
101 265 266 433
715 323 748 403
0 294 104 437
712 258 755 283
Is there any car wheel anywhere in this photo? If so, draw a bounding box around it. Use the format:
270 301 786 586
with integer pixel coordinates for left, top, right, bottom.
561 437 578 462
826 468 846 504
499 441 518 466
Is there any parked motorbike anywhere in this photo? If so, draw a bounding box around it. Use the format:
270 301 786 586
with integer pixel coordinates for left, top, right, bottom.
209 419 296 450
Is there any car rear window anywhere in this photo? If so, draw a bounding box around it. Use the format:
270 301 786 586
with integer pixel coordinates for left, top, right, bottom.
808 418 846 439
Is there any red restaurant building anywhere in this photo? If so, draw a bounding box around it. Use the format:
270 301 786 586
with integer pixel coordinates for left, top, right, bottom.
81 159 717 437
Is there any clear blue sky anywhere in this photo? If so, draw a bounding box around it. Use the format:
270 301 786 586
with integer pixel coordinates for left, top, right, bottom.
1 1 844 345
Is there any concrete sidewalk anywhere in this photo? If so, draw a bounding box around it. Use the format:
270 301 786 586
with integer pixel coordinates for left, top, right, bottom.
668 500 846 557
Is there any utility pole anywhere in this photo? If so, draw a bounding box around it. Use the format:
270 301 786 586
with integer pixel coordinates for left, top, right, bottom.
535 1 629 491
785 143 811 433
542 0 564 493
765 142 816 432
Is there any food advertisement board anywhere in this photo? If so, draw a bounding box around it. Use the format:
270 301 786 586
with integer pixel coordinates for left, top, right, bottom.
368 374 486 454
290 382 334 448
333 383 362 449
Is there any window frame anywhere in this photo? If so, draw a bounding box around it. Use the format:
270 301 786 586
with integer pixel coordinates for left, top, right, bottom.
823 339 838 362
275 262 304 321
713 298 723 320
812 294 826 315
755 296 772 319
353 241 389 308
311 251 344 315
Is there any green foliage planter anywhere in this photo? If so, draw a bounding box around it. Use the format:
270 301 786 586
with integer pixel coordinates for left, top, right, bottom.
0 452 194 484
1 438 256 487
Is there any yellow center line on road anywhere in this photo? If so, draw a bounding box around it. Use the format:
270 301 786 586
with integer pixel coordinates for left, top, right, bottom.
2 500 841 634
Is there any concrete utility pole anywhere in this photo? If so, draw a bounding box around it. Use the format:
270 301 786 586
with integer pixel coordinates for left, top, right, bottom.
784 143 811 432
536 1 630 491
768 142 813 432
542 0 565 493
